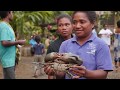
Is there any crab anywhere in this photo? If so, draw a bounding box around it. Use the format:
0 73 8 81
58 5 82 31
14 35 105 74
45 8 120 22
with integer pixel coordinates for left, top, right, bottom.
45 52 83 73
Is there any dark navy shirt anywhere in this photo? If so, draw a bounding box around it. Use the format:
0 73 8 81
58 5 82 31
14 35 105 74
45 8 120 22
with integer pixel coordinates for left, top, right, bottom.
33 43 44 55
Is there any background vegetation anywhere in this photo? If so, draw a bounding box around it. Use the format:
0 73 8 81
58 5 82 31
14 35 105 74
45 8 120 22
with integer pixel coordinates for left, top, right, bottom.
9 11 120 45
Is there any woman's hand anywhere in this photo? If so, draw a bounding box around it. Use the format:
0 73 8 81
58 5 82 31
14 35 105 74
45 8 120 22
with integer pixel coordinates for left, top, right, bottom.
44 65 55 76
69 65 86 79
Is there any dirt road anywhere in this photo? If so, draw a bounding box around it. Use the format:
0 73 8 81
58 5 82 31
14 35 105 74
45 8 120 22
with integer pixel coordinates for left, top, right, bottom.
0 56 48 79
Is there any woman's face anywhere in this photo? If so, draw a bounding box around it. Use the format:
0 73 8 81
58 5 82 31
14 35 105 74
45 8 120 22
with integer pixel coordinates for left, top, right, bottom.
73 12 94 38
57 17 73 37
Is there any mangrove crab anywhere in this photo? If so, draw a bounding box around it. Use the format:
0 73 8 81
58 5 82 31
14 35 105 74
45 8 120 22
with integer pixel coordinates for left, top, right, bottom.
44 52 83 76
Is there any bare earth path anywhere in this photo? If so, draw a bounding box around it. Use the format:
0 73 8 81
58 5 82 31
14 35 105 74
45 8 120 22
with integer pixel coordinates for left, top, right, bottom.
0 56 48 79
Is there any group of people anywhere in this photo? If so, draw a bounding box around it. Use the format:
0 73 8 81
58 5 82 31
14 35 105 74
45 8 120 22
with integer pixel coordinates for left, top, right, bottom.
0 11 116 79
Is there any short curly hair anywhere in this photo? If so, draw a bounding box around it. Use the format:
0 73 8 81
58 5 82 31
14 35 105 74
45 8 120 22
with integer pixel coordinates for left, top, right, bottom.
0 11 11 19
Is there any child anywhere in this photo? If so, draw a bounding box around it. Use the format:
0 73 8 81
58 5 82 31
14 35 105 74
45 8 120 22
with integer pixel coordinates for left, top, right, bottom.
32 35 45 78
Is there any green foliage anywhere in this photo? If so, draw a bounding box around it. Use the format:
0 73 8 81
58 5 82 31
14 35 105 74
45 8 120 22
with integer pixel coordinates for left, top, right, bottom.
10 11 73 41
99 11 120 28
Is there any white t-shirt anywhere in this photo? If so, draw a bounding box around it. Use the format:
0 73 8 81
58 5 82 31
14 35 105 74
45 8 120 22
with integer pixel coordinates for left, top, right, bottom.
99 29 113 45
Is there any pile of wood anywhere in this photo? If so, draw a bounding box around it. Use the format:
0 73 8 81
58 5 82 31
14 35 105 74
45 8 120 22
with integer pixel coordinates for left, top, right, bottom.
20 46 32 57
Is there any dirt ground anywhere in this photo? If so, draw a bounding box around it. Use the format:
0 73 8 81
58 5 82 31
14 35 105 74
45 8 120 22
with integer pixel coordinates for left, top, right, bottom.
0 45 120 79
0 56 48 79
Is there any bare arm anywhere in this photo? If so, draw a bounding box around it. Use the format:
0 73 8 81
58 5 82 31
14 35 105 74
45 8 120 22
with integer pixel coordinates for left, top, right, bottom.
1 40 26 47
70 65 108 79
84 69 108 79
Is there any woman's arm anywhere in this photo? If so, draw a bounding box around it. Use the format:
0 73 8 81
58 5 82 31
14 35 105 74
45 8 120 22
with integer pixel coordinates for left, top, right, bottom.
70 65 108 79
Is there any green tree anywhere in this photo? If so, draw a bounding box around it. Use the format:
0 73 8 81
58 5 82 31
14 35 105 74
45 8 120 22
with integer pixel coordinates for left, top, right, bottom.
10 11 73 44
11 11 55 39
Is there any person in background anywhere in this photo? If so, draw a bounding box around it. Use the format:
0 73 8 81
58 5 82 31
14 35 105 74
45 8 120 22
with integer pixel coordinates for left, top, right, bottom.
45 14 73 79
29 35 37 47
113 20 120 69
45 36 51 49
32 35 45 78
0 11 26 79
29 35 37 56
49 35 57 44
115 20 120 33
92 25 98 36
98 24 113 48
